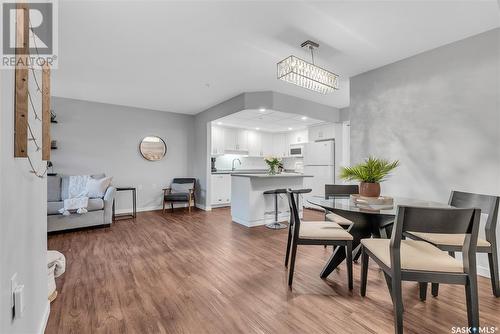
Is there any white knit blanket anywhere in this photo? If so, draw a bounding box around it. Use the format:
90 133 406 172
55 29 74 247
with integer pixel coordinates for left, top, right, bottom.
48 250 66 300
59 175 90 215
47 250 66 278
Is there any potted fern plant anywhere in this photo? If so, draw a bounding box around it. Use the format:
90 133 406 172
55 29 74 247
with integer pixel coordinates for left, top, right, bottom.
339 156 399 197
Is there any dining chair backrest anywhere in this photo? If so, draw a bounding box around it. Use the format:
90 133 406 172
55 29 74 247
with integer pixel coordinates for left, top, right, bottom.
325 184 359 196
286 189 302 239
286 189 312 227
449 191 499 240
391 206 481 272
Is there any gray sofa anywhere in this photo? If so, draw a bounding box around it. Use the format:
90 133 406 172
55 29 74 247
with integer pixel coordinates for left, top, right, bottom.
47 174 116 232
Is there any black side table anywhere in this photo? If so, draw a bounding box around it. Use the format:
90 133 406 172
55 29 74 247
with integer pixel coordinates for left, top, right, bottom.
113 187 137 221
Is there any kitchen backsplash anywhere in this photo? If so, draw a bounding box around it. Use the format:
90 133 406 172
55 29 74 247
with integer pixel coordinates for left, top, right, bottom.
214 155 302 171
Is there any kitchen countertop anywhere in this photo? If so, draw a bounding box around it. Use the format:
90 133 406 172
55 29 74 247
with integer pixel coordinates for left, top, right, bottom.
212 169 297 175
231 173 313 178
231 171 309 227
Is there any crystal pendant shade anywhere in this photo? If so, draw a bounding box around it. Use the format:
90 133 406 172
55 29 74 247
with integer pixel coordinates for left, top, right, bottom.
277 55 339 94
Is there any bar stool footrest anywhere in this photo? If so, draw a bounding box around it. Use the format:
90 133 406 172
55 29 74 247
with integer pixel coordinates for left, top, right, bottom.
265 222 288 229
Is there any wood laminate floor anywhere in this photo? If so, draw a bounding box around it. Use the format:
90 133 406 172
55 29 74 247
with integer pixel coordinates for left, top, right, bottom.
46 208 500 334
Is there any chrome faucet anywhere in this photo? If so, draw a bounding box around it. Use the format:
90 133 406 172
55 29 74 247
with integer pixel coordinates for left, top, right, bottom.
231 158 242 171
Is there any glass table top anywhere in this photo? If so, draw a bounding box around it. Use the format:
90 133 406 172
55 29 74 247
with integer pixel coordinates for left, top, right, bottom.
308 195 451 216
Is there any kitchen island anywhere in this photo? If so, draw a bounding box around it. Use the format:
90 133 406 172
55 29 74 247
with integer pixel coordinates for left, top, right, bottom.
231 173 313 227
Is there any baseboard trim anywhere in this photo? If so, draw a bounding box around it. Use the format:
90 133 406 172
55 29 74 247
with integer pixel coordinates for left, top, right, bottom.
115 204 189 214
232 216 265 228
196 203 211 211
115 203 209 214
38 301 50 334
477 264 491 279
232 212 299 228
210 204 230 209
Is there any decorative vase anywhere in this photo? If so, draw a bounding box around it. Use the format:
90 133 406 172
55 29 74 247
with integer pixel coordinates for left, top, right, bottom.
359 182 381 197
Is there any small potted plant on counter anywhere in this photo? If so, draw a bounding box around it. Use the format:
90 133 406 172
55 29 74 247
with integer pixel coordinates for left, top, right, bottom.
264 156 282 175
339 156 399 197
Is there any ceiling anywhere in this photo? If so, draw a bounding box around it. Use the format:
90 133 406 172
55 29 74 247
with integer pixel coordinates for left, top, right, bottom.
52 1 500 114
214 109 325 132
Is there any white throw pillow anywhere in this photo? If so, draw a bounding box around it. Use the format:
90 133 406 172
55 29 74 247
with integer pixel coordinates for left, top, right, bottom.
86 177 112 198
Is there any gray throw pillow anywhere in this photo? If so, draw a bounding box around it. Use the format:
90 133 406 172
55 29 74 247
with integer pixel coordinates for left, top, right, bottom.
171 182 193 194
86 176 113 198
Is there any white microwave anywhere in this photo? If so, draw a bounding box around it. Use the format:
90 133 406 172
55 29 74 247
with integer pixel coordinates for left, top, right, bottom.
289 145 303 157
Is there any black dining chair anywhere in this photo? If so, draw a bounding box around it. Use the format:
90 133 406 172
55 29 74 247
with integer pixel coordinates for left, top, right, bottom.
286 189 353 289
407 191 500 298
323 185 360 256
324 184 359 227
285 188 311 266
360 205 481 334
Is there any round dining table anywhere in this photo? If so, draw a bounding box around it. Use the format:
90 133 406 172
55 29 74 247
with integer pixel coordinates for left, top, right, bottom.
307 195 451 279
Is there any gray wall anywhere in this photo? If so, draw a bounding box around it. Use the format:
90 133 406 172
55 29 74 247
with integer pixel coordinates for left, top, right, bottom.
193 94 246 208
193 91 341 208
349 28 500 277
339 107 350 122
1 71 48 332
51 97 195 212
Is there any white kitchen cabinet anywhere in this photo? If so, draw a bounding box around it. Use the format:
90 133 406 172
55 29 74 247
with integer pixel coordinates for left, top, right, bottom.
211 126 225 155
223 128 248 152
236 129 248 151
288 129 308 145
247 130 262 157
272 133 289 158
261 132 274 157
211 174 231 206
223 128 238 151
308 124 335 142
283 134 290 156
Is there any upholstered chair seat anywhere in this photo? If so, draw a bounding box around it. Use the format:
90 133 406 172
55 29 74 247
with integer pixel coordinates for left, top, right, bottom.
325 213 354 226
164 193 191 202
361 239 463 273
407 232 491 248
299 222 353 241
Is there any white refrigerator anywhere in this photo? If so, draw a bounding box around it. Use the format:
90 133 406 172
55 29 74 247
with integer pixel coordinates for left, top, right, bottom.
303 140 335 208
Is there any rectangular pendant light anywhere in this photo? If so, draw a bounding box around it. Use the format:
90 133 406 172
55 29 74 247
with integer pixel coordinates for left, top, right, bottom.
277 55 339 94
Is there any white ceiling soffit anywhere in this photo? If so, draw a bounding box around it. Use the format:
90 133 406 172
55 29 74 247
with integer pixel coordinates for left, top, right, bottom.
52 0 500 114
214 109 326 133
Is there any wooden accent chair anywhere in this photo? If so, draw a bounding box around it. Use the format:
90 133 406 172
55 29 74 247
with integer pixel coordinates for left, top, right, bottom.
286 189 353 289
163 178 196 213
360 205 481 334
407 191 500 298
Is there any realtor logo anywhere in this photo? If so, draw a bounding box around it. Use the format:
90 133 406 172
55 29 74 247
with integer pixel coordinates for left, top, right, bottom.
1 0 58 68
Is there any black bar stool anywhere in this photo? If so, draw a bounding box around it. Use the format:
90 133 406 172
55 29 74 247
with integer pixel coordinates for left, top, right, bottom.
263 188 287 229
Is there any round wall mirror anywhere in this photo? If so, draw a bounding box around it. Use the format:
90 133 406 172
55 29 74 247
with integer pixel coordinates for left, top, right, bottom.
139 136 167 161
